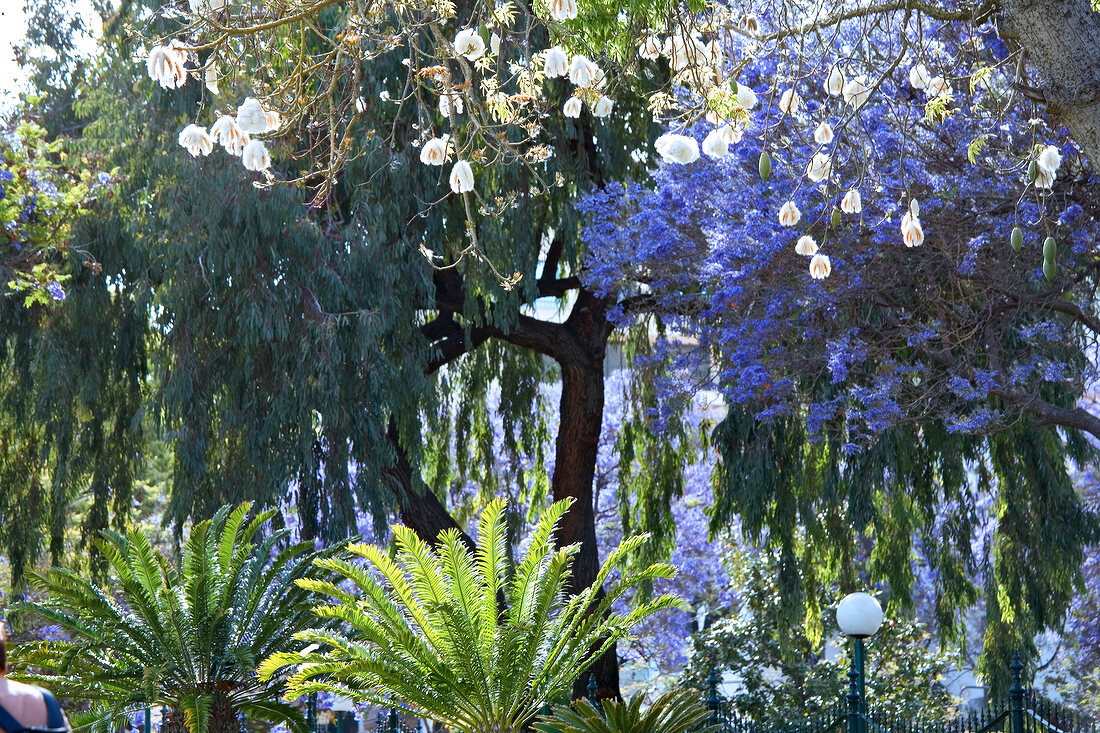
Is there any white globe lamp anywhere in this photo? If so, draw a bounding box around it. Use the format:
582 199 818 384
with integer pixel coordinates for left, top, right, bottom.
836 592 883 639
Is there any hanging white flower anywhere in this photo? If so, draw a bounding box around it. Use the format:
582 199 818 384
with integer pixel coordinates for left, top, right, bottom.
440 93 464 117
569 55 601 87
591 96 614 117
806 152 832 183
702 128 729 158
544 47 570 77
236 97 269 134
654 133 700 164
736 84 758 110
177 124 213 157
241 139 271 171
1034 166 1056 189
813 121 834 145
795 235 818 256
563 97 583 118
420 135 452 166
639 34 662 60
841 189 862 214
146 43 188 90
454 29 486 60
901 211 924 247
211 115 248 156
264 109 281 132
204 65 219 94
925 76 950 98
1038 144 1063 176
825 64 845 97
909 63 931 90
843 75 872 108
549 0 579 20
778 201 802 227
719 124 744 145
449 160 475 193
490 33 501 56
779 88 801 115
909 199 920 218
809 253 832 279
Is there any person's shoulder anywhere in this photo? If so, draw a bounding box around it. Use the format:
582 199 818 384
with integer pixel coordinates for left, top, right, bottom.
0 677 45 700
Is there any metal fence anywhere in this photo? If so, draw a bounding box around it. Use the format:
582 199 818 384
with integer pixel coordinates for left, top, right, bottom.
703 655 1098 733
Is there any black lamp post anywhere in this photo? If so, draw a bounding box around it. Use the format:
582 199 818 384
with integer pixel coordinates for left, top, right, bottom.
836 592 884 733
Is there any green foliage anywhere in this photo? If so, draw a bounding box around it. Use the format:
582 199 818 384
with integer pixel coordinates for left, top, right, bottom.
259 498 683 733
9 503 340 733
683 547 956 723
536 690 713 733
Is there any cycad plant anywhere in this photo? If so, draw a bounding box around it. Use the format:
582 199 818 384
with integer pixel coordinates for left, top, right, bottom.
10 503 338 733
259 498 682 733
535 690 714 733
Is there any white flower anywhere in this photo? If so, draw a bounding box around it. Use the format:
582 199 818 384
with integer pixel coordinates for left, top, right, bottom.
1038 144 1062 176
841 189 862 214
778 200 801 227
909 199 920 217
355 97 366 113
379 90 391 101
236 97 269 134
490 33 501 56
210 115 248 156
204 65 219 94
702 127 729 158
718 124 744 145
563 97 583 117
901 211 924 247
843 75 872 108
569 55 599 86
926 76 950 99
454 28 486 60
146 43 188 90
591 95 614 117
665 33 707 72
241 139 270 171
795 235 818 256
1035 166 1056 189
909 63 931 90
779 88 801 115
188 0 224 11
549 0 578 21
825 64 845 97
813 121 834 145
177 124 213 157
654 133 700 164
638 34 662 60
736 84 757 110
806 152 832 183
449 160 475 193
809 253 832 279
264 108 281 132
439 93 464 117
420 135 452 166
544 47 569 77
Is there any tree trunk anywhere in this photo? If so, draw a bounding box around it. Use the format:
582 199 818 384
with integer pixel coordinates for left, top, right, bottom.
210 695 239 733
999 0 1100 165
162 710 190 733
548 291 620 702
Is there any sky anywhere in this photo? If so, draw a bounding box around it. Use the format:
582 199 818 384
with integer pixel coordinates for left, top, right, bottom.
0 3 29 111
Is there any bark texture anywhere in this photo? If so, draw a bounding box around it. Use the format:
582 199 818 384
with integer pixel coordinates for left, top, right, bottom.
1000 0 1100 166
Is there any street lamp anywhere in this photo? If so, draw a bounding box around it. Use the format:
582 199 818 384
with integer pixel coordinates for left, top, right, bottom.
836 591 883 731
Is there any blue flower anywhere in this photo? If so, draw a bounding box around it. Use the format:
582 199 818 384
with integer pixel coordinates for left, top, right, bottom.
46 281 65 301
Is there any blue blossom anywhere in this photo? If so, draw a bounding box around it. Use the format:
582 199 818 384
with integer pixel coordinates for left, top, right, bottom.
46 281 65 301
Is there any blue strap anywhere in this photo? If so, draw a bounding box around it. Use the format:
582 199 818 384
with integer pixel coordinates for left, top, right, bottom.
0 699 27 733
39 691 63 730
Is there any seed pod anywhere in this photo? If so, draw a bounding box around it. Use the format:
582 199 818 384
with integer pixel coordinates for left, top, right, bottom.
730 79 739 94
1028 160 1039 182
758 151 772 180
1043 236 1056 260
1043 256 1056 281
1010 227 1023 251
831 208 842 227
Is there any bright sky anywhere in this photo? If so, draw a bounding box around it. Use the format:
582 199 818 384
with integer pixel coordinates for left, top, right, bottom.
0 3 29 112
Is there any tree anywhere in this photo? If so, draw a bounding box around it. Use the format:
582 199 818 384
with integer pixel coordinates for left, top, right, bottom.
258 499 681 733
535 690 712 733
9 503 340 733
577 1 1100 692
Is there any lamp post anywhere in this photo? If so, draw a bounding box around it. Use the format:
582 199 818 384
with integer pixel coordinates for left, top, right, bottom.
836 592 884 733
